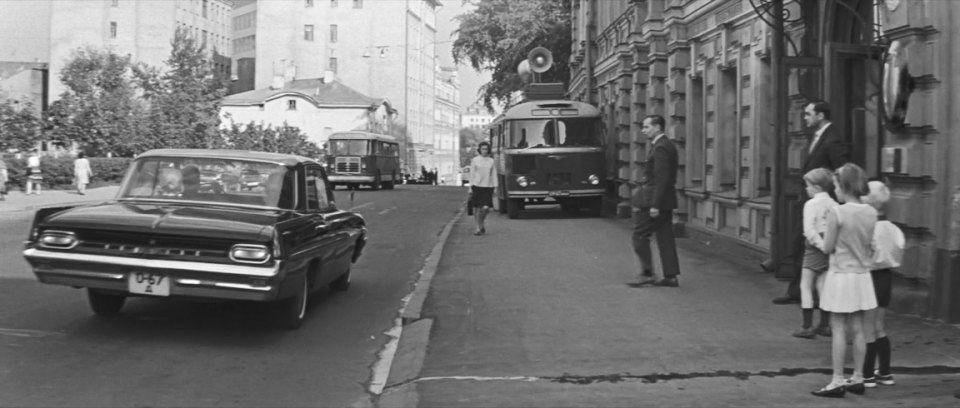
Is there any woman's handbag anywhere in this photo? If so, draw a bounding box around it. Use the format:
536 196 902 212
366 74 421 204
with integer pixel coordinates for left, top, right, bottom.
466 190 474 215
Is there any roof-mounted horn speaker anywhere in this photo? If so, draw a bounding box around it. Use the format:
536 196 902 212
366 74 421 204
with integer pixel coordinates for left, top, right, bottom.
527 47 553 73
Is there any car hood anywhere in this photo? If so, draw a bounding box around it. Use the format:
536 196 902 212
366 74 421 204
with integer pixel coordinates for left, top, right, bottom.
39 201 286 241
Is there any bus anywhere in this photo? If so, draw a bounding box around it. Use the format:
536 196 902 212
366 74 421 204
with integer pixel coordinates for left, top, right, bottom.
325 131 400 190
489 99 605 218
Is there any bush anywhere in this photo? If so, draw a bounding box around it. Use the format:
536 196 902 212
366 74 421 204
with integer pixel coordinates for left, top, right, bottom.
0 154 131 191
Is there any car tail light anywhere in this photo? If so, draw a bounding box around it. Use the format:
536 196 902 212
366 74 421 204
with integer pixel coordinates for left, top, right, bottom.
229 244 271 264
38 230 78 249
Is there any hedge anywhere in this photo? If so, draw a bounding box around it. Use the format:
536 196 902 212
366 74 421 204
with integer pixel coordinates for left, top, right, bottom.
1 155 131 191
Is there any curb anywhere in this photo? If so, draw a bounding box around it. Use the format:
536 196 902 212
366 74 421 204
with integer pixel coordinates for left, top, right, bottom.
369 206 465 407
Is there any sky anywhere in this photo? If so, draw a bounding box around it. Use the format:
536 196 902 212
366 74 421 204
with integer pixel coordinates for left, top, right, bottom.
435 1 493 111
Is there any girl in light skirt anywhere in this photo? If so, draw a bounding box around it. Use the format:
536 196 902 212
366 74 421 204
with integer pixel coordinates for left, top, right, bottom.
811 163 878 398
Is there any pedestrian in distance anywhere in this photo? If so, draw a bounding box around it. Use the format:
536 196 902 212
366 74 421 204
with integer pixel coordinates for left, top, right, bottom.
0 156 8 201
73 152 93 195
811 163 878 398
26 149 43 195
793 167 837 339
629 115 680 288
469 141 497 236
769 100 851 306
861 180 904 388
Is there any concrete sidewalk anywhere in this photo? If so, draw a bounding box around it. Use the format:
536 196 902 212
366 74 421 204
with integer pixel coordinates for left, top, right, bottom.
379 208 960 407
0 185 120 214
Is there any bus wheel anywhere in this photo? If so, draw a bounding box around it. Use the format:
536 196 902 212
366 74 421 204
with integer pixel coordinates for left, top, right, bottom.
507 198 522 219
371 173 381 190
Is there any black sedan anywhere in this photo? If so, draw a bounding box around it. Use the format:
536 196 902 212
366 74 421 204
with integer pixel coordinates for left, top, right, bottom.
22 149 367 330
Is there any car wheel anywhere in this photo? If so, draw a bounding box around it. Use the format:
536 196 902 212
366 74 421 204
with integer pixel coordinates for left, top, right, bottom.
87 289 126 316
274 276 307 330
329 266 351 292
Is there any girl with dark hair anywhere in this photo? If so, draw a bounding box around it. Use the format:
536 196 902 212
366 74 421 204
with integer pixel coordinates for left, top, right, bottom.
469 141 498 235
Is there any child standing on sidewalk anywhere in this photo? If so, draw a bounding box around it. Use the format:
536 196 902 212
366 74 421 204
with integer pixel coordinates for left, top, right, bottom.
793 168 838 339
811 163 878 398
861 180 905 388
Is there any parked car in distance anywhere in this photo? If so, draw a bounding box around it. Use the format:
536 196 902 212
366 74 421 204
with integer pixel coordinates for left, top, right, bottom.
22 149 367 330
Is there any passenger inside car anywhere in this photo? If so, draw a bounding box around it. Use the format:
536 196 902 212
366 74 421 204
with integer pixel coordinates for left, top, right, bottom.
154 167 183 197
181 165 201 198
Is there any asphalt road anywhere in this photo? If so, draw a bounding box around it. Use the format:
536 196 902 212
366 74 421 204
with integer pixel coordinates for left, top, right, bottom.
0 184 468 407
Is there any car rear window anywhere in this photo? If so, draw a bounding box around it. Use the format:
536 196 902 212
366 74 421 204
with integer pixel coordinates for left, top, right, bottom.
118 157 294 209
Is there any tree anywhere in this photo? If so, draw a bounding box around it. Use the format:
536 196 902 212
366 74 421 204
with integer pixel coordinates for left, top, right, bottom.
221 121 322 157
459 126 485 168
0 99 42 152
452 0 572 111
143 26 227 150
46 48 149 156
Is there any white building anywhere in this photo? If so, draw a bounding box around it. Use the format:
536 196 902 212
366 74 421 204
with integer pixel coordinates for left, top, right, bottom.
461 99 495 130
228 0 440 174
433 66 460 184
219 75 396 150
0 0 233 105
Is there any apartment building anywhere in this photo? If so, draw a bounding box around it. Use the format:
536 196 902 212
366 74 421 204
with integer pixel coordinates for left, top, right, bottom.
230 0 441 175
0 0 233 106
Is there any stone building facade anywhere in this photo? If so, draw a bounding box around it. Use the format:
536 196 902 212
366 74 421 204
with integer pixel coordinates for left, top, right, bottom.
569 0 960 323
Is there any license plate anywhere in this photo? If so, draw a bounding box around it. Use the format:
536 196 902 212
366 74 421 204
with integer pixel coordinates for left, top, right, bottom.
548 190 570 197
128 272 170 296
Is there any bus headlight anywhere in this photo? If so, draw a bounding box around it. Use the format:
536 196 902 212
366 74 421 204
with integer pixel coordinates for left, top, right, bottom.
516 176 529 188
588 175 600 185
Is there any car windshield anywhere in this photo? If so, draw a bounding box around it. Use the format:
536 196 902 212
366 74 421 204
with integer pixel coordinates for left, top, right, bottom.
329 140 369 156
508 118 603 148
118 157 294 209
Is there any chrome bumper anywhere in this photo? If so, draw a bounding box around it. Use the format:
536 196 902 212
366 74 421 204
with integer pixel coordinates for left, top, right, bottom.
328 175 376 183
23 248 282 301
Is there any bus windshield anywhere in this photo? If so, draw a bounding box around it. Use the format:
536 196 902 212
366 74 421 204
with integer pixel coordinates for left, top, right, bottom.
508 118 603 148
330 140 369 155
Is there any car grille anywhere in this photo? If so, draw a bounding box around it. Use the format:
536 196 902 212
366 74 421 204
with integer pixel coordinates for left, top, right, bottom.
547 172 571 186
335 157 361 173
71 230 234 263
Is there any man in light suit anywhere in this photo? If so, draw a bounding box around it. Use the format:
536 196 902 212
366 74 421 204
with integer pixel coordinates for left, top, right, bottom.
768 100 850 307
630 115 681 287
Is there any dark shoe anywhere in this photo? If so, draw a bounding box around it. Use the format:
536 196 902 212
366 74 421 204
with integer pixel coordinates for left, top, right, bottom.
772 296 801 305
760 259 776 272
649 277 679 287
844 379 865 395
811 384 845 398
813 326 832 337
863 377 877 388
480 227 485 234
473 230 483 236
627 278 657 288
792 327 816 339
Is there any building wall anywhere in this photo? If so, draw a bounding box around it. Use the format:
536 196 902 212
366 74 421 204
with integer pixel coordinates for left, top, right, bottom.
1 0 231 104
570 0 960 322
434 66 461 184
245 0 439 175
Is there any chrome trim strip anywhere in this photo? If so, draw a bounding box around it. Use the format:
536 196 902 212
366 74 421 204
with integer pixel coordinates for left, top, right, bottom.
508 189 605 197
40 270 126 280
23 248 279 277
175 278 273 292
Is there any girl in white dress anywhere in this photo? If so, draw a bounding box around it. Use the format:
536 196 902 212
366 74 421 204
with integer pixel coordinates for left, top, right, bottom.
811 163 878 398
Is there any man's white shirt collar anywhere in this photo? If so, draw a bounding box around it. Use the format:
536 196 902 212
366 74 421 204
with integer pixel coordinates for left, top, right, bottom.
651 133 666 146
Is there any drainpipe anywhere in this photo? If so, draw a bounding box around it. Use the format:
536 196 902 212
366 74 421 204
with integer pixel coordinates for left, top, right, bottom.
770 0 787 276
585 0 596 105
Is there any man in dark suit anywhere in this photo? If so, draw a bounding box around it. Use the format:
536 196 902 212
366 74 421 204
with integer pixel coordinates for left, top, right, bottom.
768 100 850 305
630 115 681 287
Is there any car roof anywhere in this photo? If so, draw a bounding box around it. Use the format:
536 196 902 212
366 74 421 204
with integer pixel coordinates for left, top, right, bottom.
137 149 319 166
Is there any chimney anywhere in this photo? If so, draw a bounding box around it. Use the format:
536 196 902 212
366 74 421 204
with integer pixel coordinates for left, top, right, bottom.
323 70 335 84
270 74 284 90
283 63 297 83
